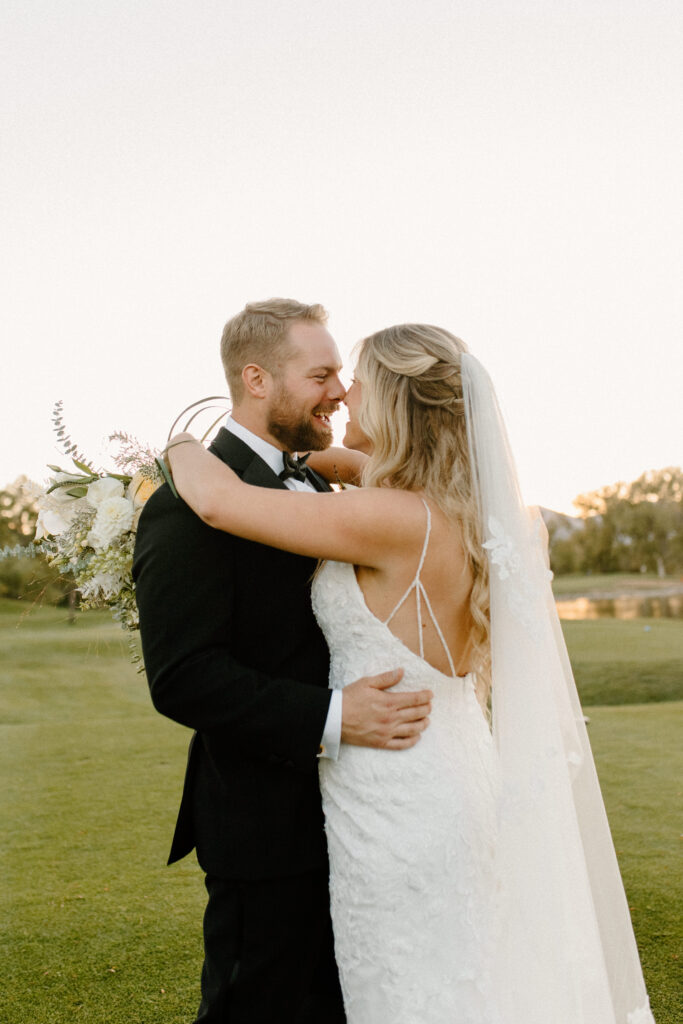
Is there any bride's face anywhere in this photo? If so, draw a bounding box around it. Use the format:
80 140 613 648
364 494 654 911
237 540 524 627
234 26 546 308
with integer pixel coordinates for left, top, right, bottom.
343 377 372 454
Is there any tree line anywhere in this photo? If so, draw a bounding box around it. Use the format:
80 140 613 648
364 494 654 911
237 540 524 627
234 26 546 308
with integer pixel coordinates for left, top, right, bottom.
547 467 683 576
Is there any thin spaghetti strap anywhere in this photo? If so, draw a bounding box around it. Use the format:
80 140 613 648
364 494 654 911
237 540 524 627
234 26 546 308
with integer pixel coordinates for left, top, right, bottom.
415 498 432 576
383 498 432 626
418 582 457 678
415 499 431 659
414 499 458 678
384 497 458 679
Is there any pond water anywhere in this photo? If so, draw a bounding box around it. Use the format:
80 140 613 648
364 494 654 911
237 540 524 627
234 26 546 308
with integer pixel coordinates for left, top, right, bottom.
555 593 683 621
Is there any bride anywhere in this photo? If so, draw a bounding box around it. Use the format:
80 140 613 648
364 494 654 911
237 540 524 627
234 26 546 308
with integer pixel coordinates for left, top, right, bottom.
166 323 654 1024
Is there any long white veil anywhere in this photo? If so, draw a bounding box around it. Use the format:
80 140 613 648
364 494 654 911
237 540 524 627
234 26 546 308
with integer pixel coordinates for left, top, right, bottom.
461 353 654 1024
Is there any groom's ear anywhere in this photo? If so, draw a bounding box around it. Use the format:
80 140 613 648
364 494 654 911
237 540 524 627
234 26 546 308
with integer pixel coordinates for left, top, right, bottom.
241 363 271 400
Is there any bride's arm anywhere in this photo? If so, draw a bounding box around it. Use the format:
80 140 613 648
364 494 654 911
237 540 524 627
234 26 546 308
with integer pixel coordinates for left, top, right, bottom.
304 446 368 486
166 433 419 567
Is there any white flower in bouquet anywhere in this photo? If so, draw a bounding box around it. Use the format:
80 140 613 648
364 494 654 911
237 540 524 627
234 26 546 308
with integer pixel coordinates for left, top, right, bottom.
34 506 73 540
87 495 135 551
34 472 85 539
87 476 125 506
81 571 126 601
51 471 86 502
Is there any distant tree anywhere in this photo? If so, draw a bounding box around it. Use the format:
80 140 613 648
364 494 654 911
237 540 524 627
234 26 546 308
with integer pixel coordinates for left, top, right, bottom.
621 469 683 574
0 476 39 547
0 478 69 603
547 534 581 575
544 512 583 575
571 467 683 575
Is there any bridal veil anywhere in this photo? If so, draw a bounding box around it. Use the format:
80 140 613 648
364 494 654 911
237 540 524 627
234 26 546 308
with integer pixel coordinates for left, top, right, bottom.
461 353 654 1024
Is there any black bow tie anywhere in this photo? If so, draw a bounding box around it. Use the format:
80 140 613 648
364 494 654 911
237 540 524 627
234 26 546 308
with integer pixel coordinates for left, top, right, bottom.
279 451 311 483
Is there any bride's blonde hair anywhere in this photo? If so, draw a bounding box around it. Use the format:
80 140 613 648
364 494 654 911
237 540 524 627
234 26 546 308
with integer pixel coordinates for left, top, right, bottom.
355 323 491 694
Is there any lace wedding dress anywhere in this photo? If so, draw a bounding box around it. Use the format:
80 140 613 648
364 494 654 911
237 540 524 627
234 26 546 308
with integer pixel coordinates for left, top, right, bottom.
312 352 655 1024
314 501 502 1024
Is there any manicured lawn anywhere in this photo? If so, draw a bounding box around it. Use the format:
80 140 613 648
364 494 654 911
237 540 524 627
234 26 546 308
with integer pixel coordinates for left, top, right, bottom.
1 600 680 1022
552 572 682 597
585 703 682 1023
561 618 683 705
0 602 204 1023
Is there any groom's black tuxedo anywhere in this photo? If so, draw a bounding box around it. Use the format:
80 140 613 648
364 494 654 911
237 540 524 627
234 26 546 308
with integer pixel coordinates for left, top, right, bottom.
132 427 344 1022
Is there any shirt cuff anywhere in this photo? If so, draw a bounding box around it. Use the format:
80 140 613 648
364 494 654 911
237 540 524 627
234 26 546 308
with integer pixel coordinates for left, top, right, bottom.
318 689 342 761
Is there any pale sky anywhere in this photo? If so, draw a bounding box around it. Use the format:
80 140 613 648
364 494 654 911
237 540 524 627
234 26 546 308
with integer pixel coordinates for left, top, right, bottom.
2 0 681 514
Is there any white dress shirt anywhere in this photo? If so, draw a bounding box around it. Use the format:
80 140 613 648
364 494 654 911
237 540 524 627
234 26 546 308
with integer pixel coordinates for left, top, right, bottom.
225 417 342 760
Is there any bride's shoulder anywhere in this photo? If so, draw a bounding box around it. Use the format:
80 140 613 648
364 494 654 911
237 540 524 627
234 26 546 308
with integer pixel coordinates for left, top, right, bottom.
338 484 428 521
327 486 433 561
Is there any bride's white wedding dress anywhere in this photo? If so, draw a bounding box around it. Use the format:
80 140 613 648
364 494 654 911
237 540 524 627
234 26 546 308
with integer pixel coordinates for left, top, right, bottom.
314 501 502 1024
312 353 655 1024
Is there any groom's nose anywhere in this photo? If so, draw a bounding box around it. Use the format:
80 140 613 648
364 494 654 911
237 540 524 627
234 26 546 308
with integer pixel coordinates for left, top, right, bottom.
327 371 346 402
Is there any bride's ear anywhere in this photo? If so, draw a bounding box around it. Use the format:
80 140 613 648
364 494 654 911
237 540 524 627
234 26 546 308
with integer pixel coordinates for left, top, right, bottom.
241 363 270 400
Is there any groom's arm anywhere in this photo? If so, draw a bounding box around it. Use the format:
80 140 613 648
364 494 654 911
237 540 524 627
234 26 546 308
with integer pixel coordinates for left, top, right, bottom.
133 488 331 773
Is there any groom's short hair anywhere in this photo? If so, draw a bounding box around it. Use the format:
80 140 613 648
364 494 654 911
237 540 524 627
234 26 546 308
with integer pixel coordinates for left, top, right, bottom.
221 298 328 402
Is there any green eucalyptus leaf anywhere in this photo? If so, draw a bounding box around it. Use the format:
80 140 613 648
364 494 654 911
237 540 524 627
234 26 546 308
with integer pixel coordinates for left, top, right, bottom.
66 486 89 498
155 457 179 499
46 480 79 494
72 458 94 474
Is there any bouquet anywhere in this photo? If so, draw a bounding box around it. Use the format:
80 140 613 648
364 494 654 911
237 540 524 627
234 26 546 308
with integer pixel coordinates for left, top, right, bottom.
1 397 227 646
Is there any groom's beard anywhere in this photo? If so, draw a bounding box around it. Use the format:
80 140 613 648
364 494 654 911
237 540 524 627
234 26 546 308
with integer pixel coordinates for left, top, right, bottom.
267 386 337 452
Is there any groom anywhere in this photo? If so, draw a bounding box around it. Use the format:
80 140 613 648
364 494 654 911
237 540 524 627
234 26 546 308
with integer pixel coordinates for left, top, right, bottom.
133 298 432 1023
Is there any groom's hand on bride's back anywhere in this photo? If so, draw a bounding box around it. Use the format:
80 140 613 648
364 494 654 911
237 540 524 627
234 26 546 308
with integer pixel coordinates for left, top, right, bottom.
341 669 432 750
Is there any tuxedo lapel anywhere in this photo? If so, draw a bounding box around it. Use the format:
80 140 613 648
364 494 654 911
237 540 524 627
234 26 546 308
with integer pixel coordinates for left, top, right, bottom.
209 427 332 493
243 457 289 490
209 427 288 491
306 467 332 493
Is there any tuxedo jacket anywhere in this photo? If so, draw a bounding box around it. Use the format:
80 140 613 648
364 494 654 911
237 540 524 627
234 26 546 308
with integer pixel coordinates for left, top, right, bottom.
132 428 333 880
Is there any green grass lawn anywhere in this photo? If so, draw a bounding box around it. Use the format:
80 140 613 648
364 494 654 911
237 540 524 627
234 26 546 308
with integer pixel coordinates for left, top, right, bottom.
1 599 681 1022
586 704 682 1023
0 602 205 1023
552 572 682 597
561 618 683 705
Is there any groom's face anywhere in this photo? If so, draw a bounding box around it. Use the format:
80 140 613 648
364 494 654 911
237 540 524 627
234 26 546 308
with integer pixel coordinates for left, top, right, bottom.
266 321 345 452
